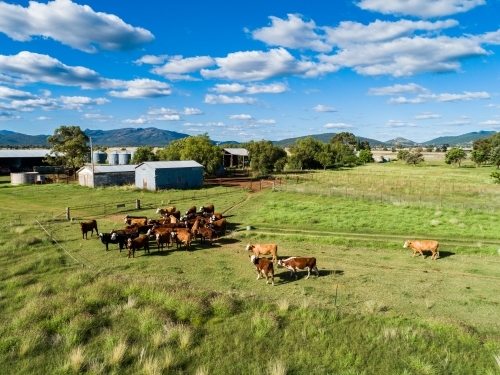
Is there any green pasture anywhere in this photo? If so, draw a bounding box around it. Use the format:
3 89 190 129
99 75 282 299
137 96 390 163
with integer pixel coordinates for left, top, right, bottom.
1 163 500 374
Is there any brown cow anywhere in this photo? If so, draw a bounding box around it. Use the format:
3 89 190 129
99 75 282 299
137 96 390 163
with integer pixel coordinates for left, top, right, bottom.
156 232 171 251
124 215 147 226
200 204 215 215
278 257 319 280
80 220 98 239
156 206 176 216
171 231 192 251
197 227 216 245
404 240 440 260
246 244 278 263
250 255 274 285
127 235 150 258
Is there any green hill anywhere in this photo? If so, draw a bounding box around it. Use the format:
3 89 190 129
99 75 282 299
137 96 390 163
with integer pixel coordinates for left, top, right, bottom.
422 131 495 146
273 133 386 147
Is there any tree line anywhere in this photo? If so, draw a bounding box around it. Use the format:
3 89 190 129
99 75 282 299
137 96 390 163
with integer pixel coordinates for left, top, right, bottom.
44 126 377 178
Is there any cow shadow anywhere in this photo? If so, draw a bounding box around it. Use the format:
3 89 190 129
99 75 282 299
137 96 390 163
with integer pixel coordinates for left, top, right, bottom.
147 249 173 257
216 237 240 245
437 251 454 259
274 268 344 285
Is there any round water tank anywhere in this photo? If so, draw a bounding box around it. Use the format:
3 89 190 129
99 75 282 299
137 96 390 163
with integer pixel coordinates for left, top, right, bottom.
93 151 107 164
108 151 119 165
11 172 39 185
118 151 131 165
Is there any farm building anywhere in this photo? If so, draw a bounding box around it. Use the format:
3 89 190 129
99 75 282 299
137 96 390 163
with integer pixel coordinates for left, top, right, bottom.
135 161 203 190
0 149 57 172
77 165 137 188
223 148 248 168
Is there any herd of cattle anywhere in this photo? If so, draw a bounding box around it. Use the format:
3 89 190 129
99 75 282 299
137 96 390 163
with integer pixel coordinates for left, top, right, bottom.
79 206 440 286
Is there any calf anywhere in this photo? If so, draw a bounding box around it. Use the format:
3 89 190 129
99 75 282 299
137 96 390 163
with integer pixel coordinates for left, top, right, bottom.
278 257 319 280
200 204 215 215
250 255 274 286
171 231 192 251
156 232 171 251
197 227 216 245
99 232 127 251
80 220 98 239
246 244 278 263
403 240 440 260
127 235 150 258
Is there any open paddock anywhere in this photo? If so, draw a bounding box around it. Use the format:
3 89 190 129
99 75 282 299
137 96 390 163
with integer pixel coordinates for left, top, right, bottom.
1 164 500 374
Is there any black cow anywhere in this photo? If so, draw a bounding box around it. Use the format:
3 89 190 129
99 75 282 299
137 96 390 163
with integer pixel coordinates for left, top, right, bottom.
99 231 138 252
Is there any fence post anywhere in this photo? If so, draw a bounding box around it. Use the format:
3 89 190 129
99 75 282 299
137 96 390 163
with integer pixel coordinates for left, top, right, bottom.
66 207 71 221
260 180 262 190
136 199 141 210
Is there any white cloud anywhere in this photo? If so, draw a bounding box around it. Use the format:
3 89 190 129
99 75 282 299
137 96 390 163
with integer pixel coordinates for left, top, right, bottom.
0 86 36 100
183 121 226 127
325 19 458 46
413 112 442 119
257 119 276 124
368 83 429 96
0 0 154 53
477 120 500 126
319 36 487 77
210 82 289 94
204 94 258 104
0 111 20 121
201 48 338 82
122 118 149 124
0 98 61 112
356 0 485 18
108 79 171 98
313 104 337 112
387 96 426 104
386 120 417 127
229 114 253 120
151 115 181 121
433 91 490 102
152 55 215 80
36 116 51 121
134 55 169 65
439 120 472 126
83 113 113 122
60 96 109 109
0 52 171 98
324 122 355 129
251 14 331 52
486 104 500 109
147 107 203 116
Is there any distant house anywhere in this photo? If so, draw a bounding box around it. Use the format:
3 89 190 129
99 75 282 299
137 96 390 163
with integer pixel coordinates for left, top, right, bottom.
135 161 203 190
223 148 248 168
77 165 137 188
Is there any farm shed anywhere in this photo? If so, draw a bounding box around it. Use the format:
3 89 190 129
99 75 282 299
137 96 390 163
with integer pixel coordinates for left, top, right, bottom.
0 149 57 172
223 148 248 168
77 165 137 188
135 161 203 190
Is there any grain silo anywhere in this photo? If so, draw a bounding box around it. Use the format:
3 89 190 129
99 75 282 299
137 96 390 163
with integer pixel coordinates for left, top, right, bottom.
93 151 107 164
108 151 119 165
118 151 131 165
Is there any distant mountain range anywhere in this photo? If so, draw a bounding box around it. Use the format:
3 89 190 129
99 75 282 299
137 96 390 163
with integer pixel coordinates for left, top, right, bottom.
0 128 496 148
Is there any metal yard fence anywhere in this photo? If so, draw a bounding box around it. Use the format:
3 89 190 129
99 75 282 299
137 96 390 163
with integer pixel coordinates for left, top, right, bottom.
65 187 243 220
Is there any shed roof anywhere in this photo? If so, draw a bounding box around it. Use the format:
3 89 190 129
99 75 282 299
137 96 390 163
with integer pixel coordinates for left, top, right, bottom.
136 160 203 169
224 148 248 156
77 165 137 174
0 149 58 158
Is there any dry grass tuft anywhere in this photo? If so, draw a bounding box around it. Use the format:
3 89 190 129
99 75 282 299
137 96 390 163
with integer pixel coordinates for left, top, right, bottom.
430 219 440 227
448 218 459 224
195 366 209 375
178 326 192 349
163 349 175 371
383 327 398 341
109 340 127 367
69 346 86 373
434 211 442 217
143 356 161 375
125 295 136 309
494 353 500 368
267 359 288 375
277 299 290 313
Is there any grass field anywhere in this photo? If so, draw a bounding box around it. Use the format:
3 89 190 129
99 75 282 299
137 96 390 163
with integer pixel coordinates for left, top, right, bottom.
1 163 500 374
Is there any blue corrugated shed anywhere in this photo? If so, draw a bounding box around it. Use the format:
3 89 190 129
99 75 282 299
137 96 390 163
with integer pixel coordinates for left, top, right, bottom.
135 161 204 190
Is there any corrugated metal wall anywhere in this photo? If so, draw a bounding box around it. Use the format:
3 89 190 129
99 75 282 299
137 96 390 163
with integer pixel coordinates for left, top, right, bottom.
135 165 203 190
79 171 135 188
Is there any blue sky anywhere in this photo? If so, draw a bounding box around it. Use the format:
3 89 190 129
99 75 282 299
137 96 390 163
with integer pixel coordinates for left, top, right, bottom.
1 0 500 143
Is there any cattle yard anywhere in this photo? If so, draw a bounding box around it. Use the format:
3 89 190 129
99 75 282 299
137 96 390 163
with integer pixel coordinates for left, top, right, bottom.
1 162 500 374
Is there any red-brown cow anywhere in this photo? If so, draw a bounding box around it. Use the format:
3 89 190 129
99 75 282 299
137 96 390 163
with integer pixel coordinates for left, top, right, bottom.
80 220 98 239
156 232 171 251
171 231 192 251
278 257 319 280
250 255 274 286
403 240 440 260
246 244 278 263
127 235 150 258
